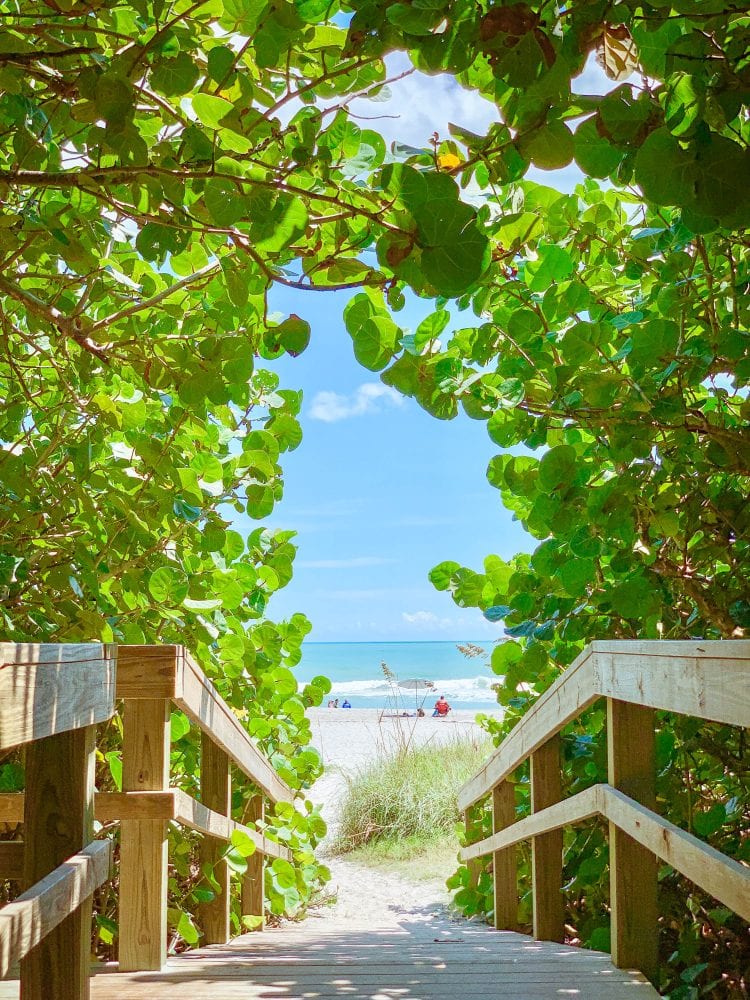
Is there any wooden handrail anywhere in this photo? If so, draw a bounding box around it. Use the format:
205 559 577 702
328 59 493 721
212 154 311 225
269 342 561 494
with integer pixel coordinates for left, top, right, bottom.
0 792 292 862
0 643 116 750
460 784 750 922
0 643 115 1000
457 639 750 986
459 639 750 810
1 642 304 994
0 842 111 978
117 645 294 804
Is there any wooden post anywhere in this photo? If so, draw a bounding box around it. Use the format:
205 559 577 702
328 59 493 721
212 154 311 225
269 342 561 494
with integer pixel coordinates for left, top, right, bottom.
119 699 170 972
492 781 518 930
530 734 564 942
241 794 265 931
20 725 96 1000
464 803 483 899
198 735 231 944
607 698 658 982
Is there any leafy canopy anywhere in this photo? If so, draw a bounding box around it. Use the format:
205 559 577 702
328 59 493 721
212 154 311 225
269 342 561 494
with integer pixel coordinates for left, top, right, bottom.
0 0 748 984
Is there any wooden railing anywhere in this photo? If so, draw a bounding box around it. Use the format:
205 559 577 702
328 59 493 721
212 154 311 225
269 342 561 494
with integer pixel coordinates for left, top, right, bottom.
457 640 750 984
0 643 297 996
0 643 116 998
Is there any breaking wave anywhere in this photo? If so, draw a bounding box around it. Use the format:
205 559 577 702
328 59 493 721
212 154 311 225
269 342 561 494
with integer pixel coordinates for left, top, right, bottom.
326 675 499 705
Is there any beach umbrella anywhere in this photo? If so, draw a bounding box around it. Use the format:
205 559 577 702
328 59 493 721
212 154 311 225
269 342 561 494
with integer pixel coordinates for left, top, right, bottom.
397 679 434 690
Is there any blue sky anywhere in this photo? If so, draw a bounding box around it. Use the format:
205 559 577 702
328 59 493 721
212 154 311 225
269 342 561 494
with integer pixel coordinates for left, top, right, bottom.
233 56 611 641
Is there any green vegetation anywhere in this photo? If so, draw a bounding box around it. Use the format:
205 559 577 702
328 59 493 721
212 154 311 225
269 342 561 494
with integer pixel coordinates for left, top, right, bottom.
333 737 490 862
0 0 747 991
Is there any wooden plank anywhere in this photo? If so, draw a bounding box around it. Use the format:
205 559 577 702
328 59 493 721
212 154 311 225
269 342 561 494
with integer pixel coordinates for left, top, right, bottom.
492 781 517 931
0 795 23 824
458 649 598 810
600 785 750 923
0 841 110 979
0 843 23 881
607 700 658 983
530 735 564 944
590 639 750 659
4 792 174 825
115 646 181 701
596 645 750 727
20 725 97 999
119 700 170 973
174 792 291 862
95 792 178 822
458 640 750 811
460 786 601 862
241 795 265 931
176 654 294 805
199 736 231 945
0 645 116 750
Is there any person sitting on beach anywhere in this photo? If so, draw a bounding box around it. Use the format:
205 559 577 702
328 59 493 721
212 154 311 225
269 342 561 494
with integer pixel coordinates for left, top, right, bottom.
341 699 352 709
432 696 451 718
333 698 339 708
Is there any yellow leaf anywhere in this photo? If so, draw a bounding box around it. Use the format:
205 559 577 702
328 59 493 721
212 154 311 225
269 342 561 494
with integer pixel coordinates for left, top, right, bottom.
437 153 461 170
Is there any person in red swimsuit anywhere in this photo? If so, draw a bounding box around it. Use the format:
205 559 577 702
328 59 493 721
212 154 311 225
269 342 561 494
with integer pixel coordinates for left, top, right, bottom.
432 696 451 717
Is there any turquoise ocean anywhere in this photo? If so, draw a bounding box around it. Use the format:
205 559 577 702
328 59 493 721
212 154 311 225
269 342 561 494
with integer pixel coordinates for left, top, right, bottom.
297 641 499 711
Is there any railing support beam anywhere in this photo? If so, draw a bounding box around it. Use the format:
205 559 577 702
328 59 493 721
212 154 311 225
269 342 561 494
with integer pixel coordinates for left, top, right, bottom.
20 725 96 1000
119 698 170 972
530 734 564 943
492 782 517 930
199 735 231 944
607 698 658 983
241 794 265 931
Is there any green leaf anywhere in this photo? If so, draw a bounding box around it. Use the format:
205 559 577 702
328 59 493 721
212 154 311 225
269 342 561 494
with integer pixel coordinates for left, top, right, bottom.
192 93 233 129
524 246 574 291
271 857 297 889
148 566 189 604
204 178 247 227
170 711 191 742
151 52 200 96
537 445 576 494
574 116 623 178
634 128 697 207
692 804 726 839
231 828 258 857
351 315 399 371
275 315 311 356
520 121 574 170
94 73 133 125
176 911 200 945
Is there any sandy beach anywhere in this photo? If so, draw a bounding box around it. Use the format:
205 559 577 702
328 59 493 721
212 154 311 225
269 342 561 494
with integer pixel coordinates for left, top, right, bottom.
302 707 498 933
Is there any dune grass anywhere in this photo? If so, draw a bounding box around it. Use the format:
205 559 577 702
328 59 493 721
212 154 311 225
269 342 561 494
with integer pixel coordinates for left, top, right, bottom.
331 735 490 866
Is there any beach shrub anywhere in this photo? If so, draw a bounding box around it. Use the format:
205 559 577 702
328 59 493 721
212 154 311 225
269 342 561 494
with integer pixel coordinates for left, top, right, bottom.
333 737 490 855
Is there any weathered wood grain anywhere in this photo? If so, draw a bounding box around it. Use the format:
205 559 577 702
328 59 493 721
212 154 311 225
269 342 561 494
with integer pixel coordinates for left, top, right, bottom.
607 699 658 982
199 736 231 944
176 653 294 805
0 841 110 979
0 844 23 882
530 735 564 944
0 645 115 750
241 795 265 931
458 640 750 809
492 782 517 931
119 699 170 973
20 725 97 999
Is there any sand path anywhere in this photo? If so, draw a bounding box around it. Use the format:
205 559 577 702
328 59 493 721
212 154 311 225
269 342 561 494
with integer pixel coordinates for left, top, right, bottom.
303 708 492 933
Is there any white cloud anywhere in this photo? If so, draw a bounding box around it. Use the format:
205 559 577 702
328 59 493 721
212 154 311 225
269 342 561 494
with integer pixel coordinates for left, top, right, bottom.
297 556 395 569
348 53 497 147
308 383 403 423
402 610 453 630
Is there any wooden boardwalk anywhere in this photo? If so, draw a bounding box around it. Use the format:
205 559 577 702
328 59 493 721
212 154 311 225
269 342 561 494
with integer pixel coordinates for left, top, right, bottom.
2 920 658 999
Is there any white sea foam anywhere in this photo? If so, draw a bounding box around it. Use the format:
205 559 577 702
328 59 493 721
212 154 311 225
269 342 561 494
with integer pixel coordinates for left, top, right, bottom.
325 675 499 704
